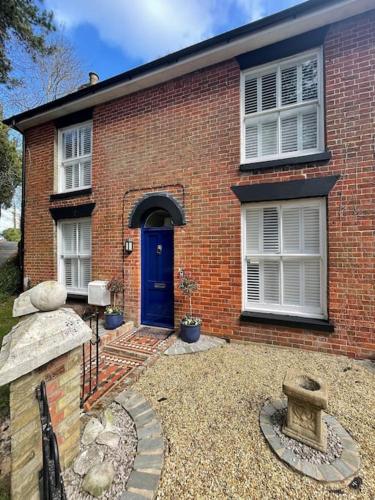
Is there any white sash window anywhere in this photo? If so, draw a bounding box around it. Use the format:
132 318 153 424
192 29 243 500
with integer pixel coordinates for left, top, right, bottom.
58 218 91 294
58 121 92 192
242 198 327 318
241 49 324 163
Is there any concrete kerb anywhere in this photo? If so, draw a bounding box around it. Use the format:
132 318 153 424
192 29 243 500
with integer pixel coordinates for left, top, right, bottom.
116 390 164 499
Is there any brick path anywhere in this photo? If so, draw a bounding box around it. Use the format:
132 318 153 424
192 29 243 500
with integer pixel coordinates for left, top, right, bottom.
81 323 174 411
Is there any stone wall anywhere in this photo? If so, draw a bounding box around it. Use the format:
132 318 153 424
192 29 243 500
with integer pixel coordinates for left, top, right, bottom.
10 347 81 499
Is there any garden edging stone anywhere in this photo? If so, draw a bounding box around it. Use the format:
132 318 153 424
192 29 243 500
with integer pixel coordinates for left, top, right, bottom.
116 389 164 499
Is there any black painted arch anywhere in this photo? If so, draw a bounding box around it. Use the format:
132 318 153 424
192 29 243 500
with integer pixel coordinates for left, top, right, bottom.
128 193 186 228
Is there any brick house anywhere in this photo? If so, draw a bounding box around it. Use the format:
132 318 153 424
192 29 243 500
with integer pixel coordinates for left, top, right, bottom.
4 0 374 359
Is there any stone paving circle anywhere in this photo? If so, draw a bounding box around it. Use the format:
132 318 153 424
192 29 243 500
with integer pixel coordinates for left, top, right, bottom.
115 389 164 499
164 334 226 356
260 399 360 484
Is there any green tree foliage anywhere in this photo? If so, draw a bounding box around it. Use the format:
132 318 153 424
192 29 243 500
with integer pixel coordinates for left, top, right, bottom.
0 108 21 209
2 228 21 242
0 0 55 87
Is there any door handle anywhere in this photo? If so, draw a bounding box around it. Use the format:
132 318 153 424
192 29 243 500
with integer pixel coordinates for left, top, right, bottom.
154 282 166 289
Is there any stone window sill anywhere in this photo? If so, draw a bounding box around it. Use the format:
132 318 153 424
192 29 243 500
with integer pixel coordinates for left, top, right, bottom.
50 188 92 201
240 311 334 333
240 151 331 173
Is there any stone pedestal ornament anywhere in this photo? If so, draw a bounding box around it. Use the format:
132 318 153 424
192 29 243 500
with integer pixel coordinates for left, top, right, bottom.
0 282 91 500
282 370 328 452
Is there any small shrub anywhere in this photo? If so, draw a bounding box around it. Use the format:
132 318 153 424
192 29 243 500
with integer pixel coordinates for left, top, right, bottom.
0 256 21 302
2 228 21 242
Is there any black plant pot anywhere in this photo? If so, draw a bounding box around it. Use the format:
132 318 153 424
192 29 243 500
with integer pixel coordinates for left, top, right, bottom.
180 322 201 343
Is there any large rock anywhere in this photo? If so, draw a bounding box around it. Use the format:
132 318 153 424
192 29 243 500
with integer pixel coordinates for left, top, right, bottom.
12 289 38 317
30 281 67 311
81 462 115 497
96 430 120 449
102 408 116 431
82 418 104 446
73 445 104 476
0 308 92 385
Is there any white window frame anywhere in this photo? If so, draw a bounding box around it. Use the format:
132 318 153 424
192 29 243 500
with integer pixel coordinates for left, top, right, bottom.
240 48 325 164
57 217 92 295
57 120 93 193
241 197 327 319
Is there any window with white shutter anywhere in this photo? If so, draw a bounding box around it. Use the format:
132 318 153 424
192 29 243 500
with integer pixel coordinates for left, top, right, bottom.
58 218 92 294
242 198 326 318
58 121 92 192
241 49 323 163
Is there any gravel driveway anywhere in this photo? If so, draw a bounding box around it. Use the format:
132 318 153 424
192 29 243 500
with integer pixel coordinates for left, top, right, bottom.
134 342 375 499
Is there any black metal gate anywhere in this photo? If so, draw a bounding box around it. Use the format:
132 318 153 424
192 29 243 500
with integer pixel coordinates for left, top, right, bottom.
80 310 100 407
36 381 66 500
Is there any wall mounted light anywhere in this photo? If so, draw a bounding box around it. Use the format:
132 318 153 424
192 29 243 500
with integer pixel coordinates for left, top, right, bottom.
124 238 133 254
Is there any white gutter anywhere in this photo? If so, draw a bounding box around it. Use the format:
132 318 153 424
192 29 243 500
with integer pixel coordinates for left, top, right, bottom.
14 0 374 131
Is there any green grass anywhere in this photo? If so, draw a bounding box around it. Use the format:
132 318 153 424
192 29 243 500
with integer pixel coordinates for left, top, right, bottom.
0 296 17 419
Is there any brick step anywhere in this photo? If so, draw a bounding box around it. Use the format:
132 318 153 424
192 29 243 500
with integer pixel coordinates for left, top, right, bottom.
102 345 149 362
99 321 134 347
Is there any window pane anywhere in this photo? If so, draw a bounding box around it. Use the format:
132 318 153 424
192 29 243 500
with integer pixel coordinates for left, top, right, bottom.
263 261 280 303
303 207 320 253
244 77 257 114
62 130 76 160
246 209 260 253
263 207 279 254
80 258 91 289
282 207 300 253
261 72 277 110
79 220 91 254
302 58 318 101
62 224 77 255
247 262 260 302
304 260 321 307
261 120 278 156
281 114 298 153
283 261 301 305
79 126 92 156
302 110 318 150
81 160 91 187
245 123 258 159
64 258 78 289
281 66 297 105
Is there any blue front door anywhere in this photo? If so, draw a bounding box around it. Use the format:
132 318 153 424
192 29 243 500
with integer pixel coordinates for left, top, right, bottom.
141 228 174 328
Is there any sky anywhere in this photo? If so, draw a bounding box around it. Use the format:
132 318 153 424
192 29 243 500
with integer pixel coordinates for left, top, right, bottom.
44 0 305 82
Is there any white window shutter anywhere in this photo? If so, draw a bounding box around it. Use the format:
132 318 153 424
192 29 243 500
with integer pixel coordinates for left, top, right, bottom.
262 207 279 253
246 209 261 253
303 207 320 253
244 77 257 114
261 119 278 156
261 72 277 110
283 261 301 305
245 123 258 159
79 220 91 254
64 165 74 191
281 114 298 153
79 126 92 156
302 110 318 150
304 260 321 307
302 58 318 101
80 258 91 289
81 160 92 187
281 66 298 105
263 261 280 303
247 262 260 302
282 207 301 252
62 223 77 255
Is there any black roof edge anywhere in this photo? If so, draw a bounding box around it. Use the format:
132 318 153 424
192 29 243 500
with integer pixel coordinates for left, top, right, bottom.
4 0 342 128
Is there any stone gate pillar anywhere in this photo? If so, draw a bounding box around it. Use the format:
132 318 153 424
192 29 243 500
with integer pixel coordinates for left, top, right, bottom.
0 306 91 500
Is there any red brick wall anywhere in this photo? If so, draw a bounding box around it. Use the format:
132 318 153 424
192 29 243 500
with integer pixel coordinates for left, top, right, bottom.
23 12 375 359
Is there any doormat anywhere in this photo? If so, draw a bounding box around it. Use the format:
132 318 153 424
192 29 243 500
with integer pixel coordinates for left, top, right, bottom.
134 326 173 340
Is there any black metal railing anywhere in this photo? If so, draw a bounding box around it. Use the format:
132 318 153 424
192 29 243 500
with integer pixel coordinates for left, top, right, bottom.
36 381 66 500
80 309 100 407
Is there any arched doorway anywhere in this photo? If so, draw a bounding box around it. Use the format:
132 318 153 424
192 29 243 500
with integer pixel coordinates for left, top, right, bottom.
141 209 174 328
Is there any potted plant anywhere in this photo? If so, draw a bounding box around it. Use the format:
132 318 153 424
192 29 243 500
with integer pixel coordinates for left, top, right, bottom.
178 269 202 343
104 278 124 330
